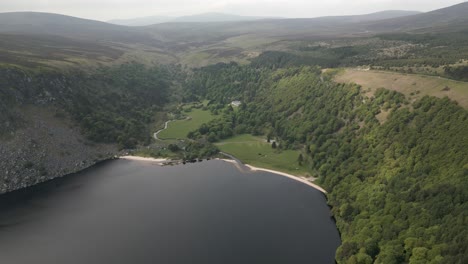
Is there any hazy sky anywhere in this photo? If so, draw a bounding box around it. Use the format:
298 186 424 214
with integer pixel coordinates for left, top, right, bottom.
0 0 466 21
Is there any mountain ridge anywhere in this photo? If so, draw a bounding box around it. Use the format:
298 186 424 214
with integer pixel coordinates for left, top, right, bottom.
108 12 281 26
107 10 419 27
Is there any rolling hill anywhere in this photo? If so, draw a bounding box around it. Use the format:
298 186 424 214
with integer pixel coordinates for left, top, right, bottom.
0 3 467 68
365 1 468 32
0 12 156 44
0 12 172 68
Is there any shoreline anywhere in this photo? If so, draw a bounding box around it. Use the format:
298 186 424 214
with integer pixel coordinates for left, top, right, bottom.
121 155 327 194
217 158 327 194
244 164 327 194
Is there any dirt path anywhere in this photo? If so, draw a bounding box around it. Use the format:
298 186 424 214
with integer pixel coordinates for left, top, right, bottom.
153 120 174 140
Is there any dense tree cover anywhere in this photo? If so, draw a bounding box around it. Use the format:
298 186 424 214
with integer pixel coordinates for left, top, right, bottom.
65 63 173 148
251 48 370 69
135 138 219 161
444 65 468 81
185 62 270 103
0 63 176 148
329 96 468 264
186 62 468 263
251 51 342 69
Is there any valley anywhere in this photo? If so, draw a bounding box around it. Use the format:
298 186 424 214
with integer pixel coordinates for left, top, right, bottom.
0 2 467 263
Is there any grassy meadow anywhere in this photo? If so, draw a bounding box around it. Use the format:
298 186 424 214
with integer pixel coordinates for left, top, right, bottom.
216 134 309 176
157 108 216 140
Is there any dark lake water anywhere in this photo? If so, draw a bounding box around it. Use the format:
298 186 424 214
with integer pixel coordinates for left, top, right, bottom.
0 159 340 264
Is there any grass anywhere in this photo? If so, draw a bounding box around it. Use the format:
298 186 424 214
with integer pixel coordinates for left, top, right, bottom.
216 134 309 176
334 68 468 108
158 108 216 140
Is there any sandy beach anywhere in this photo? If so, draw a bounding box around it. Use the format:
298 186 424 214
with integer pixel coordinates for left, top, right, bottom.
244 165 327 194
120 156 170 164
218 158 327 194
217 158 237 164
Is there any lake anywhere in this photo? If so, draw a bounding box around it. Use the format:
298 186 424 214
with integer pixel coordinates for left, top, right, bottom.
0 159 340 264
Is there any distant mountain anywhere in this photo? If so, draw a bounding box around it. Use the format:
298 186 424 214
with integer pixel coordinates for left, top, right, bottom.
108 12 281 26
144 10 423 43
365 2 468 32
1 2 466 58
108 16 172 26
172 12 280 23
271 10 422 27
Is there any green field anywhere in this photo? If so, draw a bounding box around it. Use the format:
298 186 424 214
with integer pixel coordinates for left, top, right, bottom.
216 134 309 176
157 108 216 140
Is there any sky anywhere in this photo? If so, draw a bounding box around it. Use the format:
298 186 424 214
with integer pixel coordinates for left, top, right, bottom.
0 0 466 21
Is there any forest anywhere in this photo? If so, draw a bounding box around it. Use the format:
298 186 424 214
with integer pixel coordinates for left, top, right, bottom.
184 63 468 264
444 65 468 81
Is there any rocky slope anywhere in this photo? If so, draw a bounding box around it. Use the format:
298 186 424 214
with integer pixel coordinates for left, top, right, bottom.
0 105 118 194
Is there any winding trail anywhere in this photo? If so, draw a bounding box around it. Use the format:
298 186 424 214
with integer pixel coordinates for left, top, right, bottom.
153 120 174 140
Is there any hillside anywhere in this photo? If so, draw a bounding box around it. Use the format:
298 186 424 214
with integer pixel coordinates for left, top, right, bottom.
365 2 468 32
0 33 125 68
334 69 468 109
0 12 178 69
0 12 156 44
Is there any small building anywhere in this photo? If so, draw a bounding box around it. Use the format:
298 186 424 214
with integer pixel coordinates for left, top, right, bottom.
231 100 242 107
